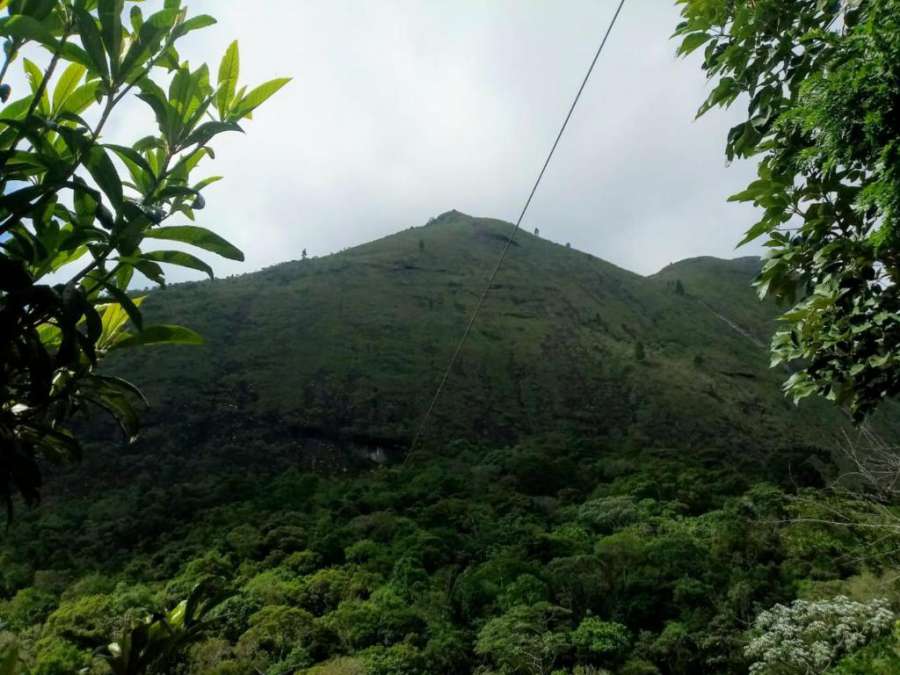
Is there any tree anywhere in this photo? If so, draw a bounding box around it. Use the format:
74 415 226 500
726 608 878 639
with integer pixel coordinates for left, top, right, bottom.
570 617 630 666
475 603 570 675
418 238 424 253
745 596 893 674
674 279 685 296
675 0 900 419
634 341 645 362
534 227 540 237
302 248 308 260
0 0 289 514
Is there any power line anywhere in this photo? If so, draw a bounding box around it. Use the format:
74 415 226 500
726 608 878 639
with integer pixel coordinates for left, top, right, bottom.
407 0 628 457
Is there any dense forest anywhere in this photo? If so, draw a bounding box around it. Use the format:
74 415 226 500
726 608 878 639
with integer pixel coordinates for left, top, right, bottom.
2 410 899 673
2 215 900 673
2 0 900 673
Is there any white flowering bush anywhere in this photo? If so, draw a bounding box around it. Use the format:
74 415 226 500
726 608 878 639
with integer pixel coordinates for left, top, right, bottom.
745 596 894 675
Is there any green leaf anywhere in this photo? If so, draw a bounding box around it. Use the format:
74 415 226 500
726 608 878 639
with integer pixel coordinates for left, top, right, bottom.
0 14 58 47
21 58 50 114
0 183 44 211
736 219 774 247
85 144 123 209
51 62 86 113
677 32 711 56
98 281 143 330
79 374 143 439
72 177 100 226
106 143 157 185
174 13 216 39
97 293 145 347
216 39 239 116
143 225 243 261
182 120 242 148
74 7 110 83
232 77 290 119
141 249 213 278
58 41 94 69
112 324 203 349
192 175 222 191
134 259 165 284
59 80 101 115
119 8 179 81
30 427 81 463
0 95 33 122
90 374 149 406
98 0 125 80
42 243 88 275
136 78 174 143
129 4 142 33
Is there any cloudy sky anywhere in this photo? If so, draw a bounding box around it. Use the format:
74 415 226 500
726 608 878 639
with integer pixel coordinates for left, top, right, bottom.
40 1 765 281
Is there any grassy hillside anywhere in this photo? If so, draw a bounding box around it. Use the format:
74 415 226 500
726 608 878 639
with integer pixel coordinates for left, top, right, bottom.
105 210 894 468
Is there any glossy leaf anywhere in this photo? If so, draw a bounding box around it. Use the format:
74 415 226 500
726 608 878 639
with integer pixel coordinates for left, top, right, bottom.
98 0 124 80
74 6 110 83
141 249 213 278
143 225 243 261
112 324 203 349
174 13 216 39
84 145 124 210
51 62 87 113
231 77 290 119
0 13 58 47
216 39 238 116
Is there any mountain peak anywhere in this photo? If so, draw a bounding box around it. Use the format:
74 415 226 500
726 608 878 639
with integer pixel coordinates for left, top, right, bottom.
119 214 894 456
428 209 474 225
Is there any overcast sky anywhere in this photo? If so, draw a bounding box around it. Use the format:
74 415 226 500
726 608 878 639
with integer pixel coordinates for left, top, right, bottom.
36 1 765 281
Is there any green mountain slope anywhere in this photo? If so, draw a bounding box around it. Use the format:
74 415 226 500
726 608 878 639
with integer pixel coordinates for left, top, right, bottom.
6 212 900 675
107 210 896 464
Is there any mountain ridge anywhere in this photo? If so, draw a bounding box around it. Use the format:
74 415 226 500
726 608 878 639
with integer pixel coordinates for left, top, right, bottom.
95 210 897 473
247 210 763 282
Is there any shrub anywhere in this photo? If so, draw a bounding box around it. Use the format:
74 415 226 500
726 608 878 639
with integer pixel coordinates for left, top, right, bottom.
235 605 327 669
475 603 571 675
322 588 424 651
571 617 631 662
302 656 368 675
499 574 550 611
244 569 303 607
0 587 57 631
360 643 426 675
577 496 644 533
32 637 90 675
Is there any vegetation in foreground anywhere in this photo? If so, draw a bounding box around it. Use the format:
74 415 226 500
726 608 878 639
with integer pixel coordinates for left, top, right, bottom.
2 435 900 674
676 0 900 419
0 0 288 511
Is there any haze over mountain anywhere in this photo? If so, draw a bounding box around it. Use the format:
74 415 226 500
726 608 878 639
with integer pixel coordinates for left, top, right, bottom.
105 210 896 470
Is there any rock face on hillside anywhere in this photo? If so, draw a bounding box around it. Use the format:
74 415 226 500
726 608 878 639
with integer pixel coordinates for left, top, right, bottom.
103 211 897 469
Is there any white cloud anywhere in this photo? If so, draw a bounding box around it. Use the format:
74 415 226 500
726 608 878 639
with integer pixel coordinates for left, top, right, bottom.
14 1 766 283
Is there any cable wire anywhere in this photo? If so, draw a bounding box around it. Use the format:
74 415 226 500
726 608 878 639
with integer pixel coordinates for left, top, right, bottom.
407 0 628 457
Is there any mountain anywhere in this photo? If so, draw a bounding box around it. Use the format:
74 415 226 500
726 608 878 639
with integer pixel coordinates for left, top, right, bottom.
103 209 896 470
7 211 900 675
